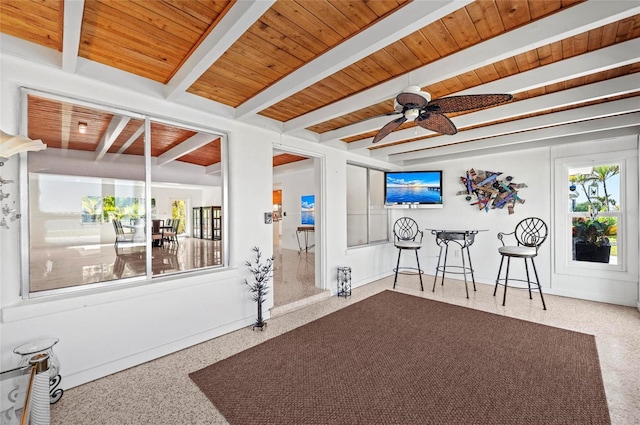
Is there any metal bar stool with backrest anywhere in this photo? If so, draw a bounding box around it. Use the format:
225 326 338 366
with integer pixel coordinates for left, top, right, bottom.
392 217 424 291
494 217 548 310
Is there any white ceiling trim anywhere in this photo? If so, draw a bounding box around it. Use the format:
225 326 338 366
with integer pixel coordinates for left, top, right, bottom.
205 162 222 175
235 0 472 119
0 33 62 68
403 126 640 166
76 57 172 99
61 0 84 73
164 0 275 101
399 113 640 166
72 58 238 119
170 91 239 121
284 0 640 133
356 74 640 155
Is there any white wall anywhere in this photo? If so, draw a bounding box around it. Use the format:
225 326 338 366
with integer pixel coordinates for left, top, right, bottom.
385 148 553 292
1 52 638 392
0 55 274 386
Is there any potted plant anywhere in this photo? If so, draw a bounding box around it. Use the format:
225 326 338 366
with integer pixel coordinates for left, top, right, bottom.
573 216 617 263
244 246 274 331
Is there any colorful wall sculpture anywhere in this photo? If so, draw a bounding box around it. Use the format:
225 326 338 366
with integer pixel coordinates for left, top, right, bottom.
458 168 527 214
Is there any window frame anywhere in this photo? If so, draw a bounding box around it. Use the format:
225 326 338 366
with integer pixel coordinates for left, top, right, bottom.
346 163 389 248
19 88 229 299
554 151 630 277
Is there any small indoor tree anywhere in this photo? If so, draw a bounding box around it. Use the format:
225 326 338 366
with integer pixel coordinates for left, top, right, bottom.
244 246 274 331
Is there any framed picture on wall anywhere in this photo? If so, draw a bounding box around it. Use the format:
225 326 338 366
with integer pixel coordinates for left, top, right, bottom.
301 195 315 225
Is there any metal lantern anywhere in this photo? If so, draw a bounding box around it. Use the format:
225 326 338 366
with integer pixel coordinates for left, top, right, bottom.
337 267 351 297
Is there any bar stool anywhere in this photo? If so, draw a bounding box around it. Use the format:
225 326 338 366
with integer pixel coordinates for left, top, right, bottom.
494 217 548 310
431 230 477 298
392 217 424 291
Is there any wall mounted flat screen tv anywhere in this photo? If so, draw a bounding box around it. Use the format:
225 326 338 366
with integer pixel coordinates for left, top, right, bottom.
384 170 443 208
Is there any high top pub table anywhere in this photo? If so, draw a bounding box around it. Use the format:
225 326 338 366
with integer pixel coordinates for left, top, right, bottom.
427 229 487 298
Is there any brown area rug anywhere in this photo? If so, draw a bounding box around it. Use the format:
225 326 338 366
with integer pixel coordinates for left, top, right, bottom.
190 291 610 425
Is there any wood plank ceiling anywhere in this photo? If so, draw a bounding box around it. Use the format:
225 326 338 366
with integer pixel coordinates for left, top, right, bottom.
1 0 639 168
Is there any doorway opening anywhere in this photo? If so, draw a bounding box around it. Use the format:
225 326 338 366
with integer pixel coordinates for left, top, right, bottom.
272 148 327 311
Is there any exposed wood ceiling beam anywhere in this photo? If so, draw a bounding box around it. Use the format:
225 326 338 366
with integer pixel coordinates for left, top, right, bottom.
456 40 640 95
330 41 640 147
389 101 640 164
400 113 640 166
288 0 640 134
115 124 144 156
352 72 640 154
60 102 73 150
2 0 637 170
235 0 472 119
391 96 640 162
61 0 84 73
95 116 130 161
165 0 275 101
157 132 219 166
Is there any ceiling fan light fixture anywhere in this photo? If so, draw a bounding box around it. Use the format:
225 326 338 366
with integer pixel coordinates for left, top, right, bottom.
374 89 513 144
404 108 420 120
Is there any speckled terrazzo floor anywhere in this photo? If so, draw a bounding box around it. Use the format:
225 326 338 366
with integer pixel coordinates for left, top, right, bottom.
51 274 640 425
272 248 326 308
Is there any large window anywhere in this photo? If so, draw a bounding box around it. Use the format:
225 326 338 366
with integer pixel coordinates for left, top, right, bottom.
347 164 387 247
555 151 629 275
569 164 621 265
553 143 640 294
22 90 227 297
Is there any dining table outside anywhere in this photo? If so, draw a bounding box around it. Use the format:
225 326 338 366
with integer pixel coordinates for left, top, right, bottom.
121 220 146 243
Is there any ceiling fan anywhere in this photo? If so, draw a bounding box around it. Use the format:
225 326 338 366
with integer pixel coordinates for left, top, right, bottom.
372 86 513 143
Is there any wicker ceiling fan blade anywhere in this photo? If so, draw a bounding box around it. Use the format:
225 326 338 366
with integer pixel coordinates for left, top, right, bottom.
372 116 407 143
396 92 429 109
428 94 513 113
415 113 457 135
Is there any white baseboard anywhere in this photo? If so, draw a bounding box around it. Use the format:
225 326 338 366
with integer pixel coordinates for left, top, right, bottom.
62 316 254 390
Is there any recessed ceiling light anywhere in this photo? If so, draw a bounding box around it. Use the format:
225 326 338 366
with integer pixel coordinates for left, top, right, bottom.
78 122 87 134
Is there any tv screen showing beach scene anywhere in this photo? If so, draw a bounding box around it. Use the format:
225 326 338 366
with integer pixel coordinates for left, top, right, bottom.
301 195 315 225
384 171 443 207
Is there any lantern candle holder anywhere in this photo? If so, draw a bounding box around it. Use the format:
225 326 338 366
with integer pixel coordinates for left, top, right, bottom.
337 266 351 297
